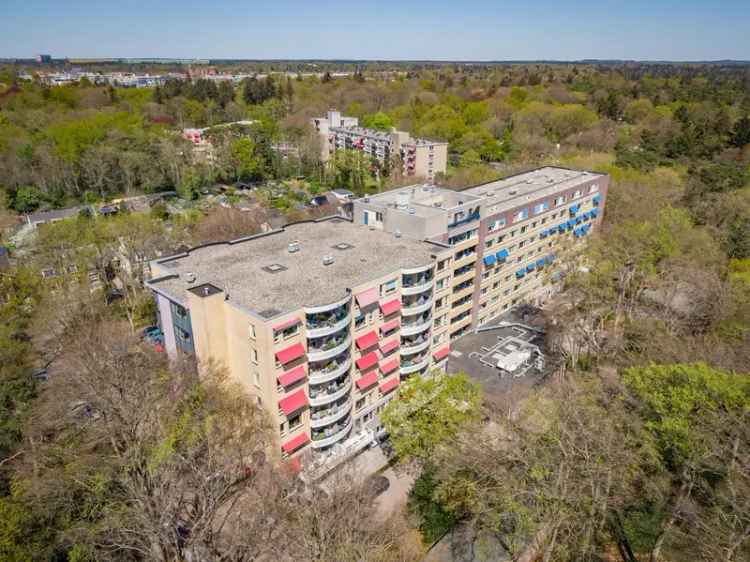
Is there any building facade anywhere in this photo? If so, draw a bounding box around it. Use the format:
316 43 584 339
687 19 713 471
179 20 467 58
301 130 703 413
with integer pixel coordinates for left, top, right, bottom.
146 166 608 471
312 110 448 182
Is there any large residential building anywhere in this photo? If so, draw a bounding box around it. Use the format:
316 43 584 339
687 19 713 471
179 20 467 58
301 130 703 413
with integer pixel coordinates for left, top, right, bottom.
312 110 448 182
146 166 608 471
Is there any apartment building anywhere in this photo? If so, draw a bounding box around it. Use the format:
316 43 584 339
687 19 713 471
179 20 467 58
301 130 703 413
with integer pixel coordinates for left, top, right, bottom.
146 166 608 471
353 166 609 331
147 218 454 467
312 110 448 182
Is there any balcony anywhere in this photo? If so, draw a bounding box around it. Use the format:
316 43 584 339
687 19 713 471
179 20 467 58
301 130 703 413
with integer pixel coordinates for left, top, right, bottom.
400 354 430 374
401 315 432 336
402 298 433 316
303 295 351 316
306 312 351 338
310 400 352 429
309 356 352 385
309 378 352 407
402 280 433 296
307 334 352 363
311 417 353 449
400 336 431 355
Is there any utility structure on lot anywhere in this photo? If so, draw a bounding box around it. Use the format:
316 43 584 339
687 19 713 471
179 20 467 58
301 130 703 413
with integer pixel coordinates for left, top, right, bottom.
146 166 608 471
312 110 448 182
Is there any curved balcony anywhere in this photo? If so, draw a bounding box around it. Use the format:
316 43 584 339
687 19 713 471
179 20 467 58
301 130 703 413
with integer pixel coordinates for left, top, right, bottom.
310 400 352 429
401 298 433 316
306 313 351 339
311 417 352 449
400 337 431 355
303 295 351 316
402 281 433 296
309 378 352 407
307 335 352 363
309 356 352 385
402 263 434 276
400 355 430 374
401 316 432 336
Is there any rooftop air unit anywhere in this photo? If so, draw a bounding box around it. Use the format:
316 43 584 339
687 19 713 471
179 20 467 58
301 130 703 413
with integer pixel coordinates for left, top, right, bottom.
288 241 300 253
185 272 196 284
394 229 402 238
322 255 335 266
396 191 410 209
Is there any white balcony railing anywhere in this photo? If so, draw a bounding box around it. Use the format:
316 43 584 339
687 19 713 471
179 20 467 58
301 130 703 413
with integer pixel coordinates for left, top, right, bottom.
311 419 353 449
309 379 353 407
400 338 431 355
306 313 351 339
310 401 352 429
401 281 433 296
307 336 352 363
400 355 430 374
308 356 352 385
401 299 433 316
401 317 432 336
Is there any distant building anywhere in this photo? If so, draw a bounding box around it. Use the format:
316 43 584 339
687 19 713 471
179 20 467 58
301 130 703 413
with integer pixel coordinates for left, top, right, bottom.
36 54 52 64
312 110 448 182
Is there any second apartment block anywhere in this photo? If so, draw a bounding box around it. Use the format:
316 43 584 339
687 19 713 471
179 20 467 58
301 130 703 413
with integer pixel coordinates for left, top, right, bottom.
312 110 448 182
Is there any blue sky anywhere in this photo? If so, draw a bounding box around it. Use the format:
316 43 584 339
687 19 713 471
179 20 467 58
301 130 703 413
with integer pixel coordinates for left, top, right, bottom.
1 0 749 61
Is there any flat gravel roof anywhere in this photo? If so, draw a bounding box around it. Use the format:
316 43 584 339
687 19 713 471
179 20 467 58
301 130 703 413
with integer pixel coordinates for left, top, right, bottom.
150 218 442 318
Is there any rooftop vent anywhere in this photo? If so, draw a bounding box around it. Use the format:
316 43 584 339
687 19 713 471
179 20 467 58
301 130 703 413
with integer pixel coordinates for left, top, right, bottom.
322 255 335 266
509 190 518 196
185 272 196 284
408 208 416 215
332 242 353 251
394 229 402 238
526 179 533 184
262 264 288 274
288 241 300 253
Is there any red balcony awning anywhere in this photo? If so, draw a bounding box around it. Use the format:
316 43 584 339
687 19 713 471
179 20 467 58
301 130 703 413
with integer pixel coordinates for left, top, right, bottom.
380 318 400 334
276 342 305 365
279 389 308 416
380 298 401 316
282 432 310 454
273 317 300 332
379 377 400 394
278 364 306 387
356 370 378 390
356 351 379 371
355 330 379 350
379 338 400 354
433 345 450 361
355 287 379 308
379 358 399 375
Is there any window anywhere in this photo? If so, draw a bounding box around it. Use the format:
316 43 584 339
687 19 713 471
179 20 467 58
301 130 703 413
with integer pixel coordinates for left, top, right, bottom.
288 414 302 431
356 398 365 410
533 201 548 215
589 183 599 193
521 226 528 234
253 370 260 386
488 218 505 231
251 349 258 364
380 278 397 296
249 324 256 339
355 314 365 329
574 190 582 198
555 196 565 207
513 208 528 223
376 211 384 222
485 239 494 248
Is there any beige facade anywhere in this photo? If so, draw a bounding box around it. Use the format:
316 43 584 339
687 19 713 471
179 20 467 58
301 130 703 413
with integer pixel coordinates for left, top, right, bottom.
147 167 609 474
312 110 448 181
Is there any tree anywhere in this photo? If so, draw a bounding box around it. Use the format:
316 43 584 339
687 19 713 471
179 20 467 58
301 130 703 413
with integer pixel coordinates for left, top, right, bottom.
12 186 42 213
729 115 750 147
380 371 481 461
361 112 394 131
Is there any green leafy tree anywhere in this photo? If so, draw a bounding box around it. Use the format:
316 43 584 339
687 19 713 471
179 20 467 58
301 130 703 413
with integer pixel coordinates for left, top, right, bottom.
361 112 394 131
11 186 42 213
381 371 481 461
